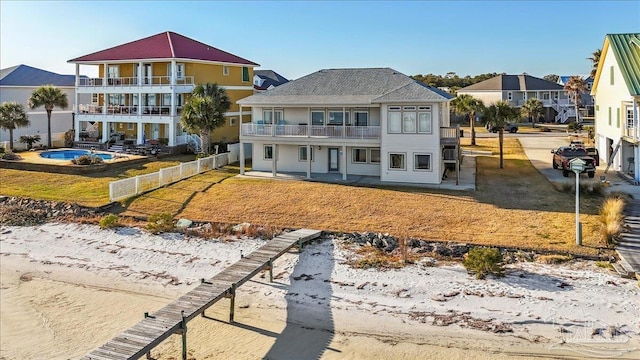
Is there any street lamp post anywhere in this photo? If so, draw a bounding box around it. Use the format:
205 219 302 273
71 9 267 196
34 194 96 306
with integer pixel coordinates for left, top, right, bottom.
569 158 586 245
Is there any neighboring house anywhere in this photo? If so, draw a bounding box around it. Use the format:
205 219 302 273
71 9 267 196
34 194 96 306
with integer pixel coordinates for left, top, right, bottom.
237 68 457 185
458 74 574 123
67 31 259 149
591 33 640 184
558 75 595 119
0 64 89 148
253 70 289 91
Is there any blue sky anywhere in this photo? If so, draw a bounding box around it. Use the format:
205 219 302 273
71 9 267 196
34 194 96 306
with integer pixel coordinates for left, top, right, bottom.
1 1 638 79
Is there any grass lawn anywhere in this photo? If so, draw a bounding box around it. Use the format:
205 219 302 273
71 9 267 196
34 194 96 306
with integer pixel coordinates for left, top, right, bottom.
1 140 611 256
0 155 207 207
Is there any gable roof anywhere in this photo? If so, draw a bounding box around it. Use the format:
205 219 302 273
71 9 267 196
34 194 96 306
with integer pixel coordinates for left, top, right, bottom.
238 68 453 106
254 70 289 90
68 31 258 66
0 64 80 87
592 33 640 96
460 74 564 91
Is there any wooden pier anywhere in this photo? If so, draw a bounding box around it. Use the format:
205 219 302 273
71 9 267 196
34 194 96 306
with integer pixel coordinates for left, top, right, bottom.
82 228 322 360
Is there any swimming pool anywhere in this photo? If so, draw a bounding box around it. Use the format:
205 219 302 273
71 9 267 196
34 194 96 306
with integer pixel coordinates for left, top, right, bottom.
40 149 113 160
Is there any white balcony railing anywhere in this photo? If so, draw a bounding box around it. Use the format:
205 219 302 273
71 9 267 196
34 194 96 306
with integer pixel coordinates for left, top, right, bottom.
78 104 183 116
79 76 195 87
241 123 381 139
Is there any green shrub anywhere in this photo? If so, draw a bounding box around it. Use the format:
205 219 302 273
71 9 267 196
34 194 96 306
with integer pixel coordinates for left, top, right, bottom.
18 135 41 150
599 197 625 246
147 211 175 234
0 151 21 160
463 247 505 279
71 155 104 165
195 152 209 159
99 214 119 229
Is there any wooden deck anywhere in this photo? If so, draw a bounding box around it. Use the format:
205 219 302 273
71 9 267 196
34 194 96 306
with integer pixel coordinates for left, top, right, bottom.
82 228 322 360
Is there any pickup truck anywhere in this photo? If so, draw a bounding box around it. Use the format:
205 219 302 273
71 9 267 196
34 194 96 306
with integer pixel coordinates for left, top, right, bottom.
551 146 597 178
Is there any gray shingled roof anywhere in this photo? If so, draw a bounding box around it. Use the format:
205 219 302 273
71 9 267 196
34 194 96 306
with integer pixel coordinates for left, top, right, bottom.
0 64 81 87
238 68 453 106
254 70 289 89
460 74 564 91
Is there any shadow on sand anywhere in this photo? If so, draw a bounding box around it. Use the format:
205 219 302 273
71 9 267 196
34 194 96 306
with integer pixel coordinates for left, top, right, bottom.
263 239 337 360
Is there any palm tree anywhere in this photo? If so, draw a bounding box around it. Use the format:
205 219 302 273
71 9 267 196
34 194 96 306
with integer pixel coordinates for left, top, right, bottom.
563 76 587 124
451 94 484 146
0 102 30 151
28 85 68 148
520 98 543 127
180 83 231 154
483 101 519 169
587 49 602 78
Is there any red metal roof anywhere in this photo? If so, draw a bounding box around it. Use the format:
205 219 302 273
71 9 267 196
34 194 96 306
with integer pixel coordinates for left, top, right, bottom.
68 31 258 66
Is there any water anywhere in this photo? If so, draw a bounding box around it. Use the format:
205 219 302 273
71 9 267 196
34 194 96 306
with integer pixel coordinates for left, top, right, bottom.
39 149 113 160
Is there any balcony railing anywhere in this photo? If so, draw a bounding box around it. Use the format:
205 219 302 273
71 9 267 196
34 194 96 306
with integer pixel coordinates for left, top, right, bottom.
78 76 195 87
241 123 381 139
78 104 183 116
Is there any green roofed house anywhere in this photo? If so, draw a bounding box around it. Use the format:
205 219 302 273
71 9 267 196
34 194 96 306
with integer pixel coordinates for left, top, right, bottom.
591 33 640 184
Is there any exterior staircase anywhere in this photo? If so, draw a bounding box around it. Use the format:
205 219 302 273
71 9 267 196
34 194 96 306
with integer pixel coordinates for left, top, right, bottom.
613 198 640 279
185 134 203 154
550 99 580 123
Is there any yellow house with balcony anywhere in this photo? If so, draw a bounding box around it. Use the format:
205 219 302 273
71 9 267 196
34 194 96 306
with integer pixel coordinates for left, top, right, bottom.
68 31 258 151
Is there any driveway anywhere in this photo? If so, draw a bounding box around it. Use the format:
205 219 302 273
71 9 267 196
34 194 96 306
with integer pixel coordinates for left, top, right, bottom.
517 134 573 182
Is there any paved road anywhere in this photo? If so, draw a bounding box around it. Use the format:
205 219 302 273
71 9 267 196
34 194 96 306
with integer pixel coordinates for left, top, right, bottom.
517 134 576 182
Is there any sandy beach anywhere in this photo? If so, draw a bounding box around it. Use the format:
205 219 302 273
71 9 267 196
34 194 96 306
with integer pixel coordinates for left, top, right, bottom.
1 223 639 359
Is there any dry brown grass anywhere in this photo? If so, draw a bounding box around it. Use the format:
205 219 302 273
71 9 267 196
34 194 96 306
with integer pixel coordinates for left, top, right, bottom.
173 138 607 256
599 197 626 246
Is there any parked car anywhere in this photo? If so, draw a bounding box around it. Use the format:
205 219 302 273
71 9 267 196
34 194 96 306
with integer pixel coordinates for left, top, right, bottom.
586 147 600 166
551 146 597 178
489 123 518 133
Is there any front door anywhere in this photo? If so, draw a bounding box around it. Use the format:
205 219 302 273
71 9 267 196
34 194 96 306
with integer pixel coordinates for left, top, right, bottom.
328 147 339 172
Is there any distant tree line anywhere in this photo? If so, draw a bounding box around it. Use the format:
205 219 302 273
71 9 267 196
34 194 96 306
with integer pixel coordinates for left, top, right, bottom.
411 72 505 93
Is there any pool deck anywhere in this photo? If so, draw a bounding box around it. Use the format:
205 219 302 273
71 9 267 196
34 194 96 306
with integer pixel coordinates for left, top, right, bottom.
10 149 145 165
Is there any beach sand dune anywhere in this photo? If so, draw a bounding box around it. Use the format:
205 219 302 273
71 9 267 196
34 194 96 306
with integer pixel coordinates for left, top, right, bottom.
1 223 638 359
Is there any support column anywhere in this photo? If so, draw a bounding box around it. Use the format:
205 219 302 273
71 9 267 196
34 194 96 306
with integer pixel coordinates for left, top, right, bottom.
342 145 347 181
180 310 187 360
103 63 108 115
168 121 175 146
306 144 311 179
137 122 144 145
102 121 109 143
272 144 277 177
229 283 237 323
138 62 143 116
170 60 176 116
74 64 80 114
240 141 245 175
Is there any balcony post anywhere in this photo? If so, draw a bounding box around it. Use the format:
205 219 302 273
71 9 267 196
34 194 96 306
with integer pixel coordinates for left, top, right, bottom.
102 120 109 144
306 144 311 179
74 64 80 114
272 144 277 177
168 122 175 147
342 145 347 181
239 140 245 175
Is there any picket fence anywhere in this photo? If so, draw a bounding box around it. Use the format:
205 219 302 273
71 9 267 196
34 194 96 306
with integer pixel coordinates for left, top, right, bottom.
109 153 229 202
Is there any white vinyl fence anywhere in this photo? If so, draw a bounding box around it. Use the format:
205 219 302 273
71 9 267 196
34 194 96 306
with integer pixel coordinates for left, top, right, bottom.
109 154 229 202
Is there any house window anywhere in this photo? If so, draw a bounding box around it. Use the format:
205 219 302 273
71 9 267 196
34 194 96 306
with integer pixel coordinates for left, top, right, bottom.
242 67 250 82
553 91 558 100
263 109 283 124
389 153 406 170
402 112 416 133
223 66 230 76
616 108 620 128
298 146 313 161
107 65 119 78
311 110 324 126
388 111 402 133
507 92 513 101
418 112 432 133
628 108 635 129
370 149 381 163
608 107 612 126
352 148 367 163
166 63 185 79
108 94 125 105
354 111 368 126
328 110 349 125
91 93 98 104
414 153 432 171
162 94 171 106
229 117 237 126
610 66 614 85
264 145 273 160
127 123 134 130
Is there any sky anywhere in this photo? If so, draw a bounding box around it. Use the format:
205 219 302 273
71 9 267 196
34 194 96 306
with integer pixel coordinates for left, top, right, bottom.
1 0 639 80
